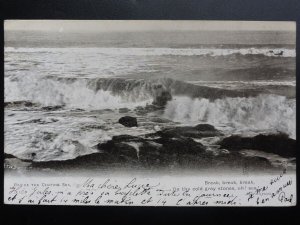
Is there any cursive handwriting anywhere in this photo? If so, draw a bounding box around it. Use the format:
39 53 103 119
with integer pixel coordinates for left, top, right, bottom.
5 175 295 206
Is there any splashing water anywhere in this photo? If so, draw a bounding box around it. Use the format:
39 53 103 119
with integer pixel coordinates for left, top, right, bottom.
164 95 295 138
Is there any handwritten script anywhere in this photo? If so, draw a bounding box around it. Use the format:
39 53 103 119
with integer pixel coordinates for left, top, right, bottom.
5 171 296 206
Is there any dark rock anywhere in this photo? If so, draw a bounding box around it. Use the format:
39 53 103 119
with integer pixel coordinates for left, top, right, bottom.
97 133 207 167
97 135 141 161
138 141 163 166
155 136 205 155
134 104 163 115
118 116 138 127
152 87 172 107
34 131 276 170
44 126 278 171
119 108 130 113
195 124 218 132
219 133 296 157
41 105 64 111
213 152 273 169
274 50 284 56
97 135 146 162
247 156 272 167
157 124 222 139
111 135 144 142
5 101 37 108
4 153 17 159
31 152 115 169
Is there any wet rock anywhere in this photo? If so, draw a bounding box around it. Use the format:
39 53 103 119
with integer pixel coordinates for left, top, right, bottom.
213 152 273 169
31 152 115 169
110 135 144 142
4 153 17 159
5 101 37 108
134 104 163 115
32 126 280 171
41 105 64 111
98 135 143 162
97 133 207 167
218 133 296 157
156 124 223 139
119 108 130 113
194 124 218 131
118 116 138 127
33 132 276 171
152 89 172 107
247 156 272 167
155 136 205 155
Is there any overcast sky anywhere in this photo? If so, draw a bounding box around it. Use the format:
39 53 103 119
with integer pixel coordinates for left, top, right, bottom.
5 20 296 32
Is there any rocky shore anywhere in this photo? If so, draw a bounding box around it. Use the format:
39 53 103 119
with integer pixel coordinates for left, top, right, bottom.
4 115 296 172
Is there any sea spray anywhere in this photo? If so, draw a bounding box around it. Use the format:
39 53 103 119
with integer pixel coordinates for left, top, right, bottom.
164 95 296 138
5 76 153 110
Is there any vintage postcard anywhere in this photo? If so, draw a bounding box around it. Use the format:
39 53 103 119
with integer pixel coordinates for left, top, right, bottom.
4 20 296 206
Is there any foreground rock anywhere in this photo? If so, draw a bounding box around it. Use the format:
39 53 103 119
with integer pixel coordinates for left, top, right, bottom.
30 152 116 170
219 133 296 157
212 152 272 169
153 124 223 139
97 124 222 165
96 132 209 167
93 124 274 169
13 124 279 171
118 116 138 127
31 129 273 171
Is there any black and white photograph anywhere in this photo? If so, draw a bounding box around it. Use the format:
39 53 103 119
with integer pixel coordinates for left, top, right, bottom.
3 20 296 206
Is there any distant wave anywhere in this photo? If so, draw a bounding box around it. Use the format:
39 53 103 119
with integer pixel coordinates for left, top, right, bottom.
164 95 296 139
187 80 296 88
5 47 296 57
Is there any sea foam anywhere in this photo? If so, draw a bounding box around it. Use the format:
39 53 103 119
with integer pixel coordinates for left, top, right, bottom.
164 95 296 139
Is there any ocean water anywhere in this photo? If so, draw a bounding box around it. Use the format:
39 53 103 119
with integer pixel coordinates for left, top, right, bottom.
4 30 296 167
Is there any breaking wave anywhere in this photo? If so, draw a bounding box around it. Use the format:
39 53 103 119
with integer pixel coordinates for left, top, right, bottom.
5 77 152 110
5 75 260 109
164 95 296 139
5 47 295 57
5 74 295 111
5 75 296 138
